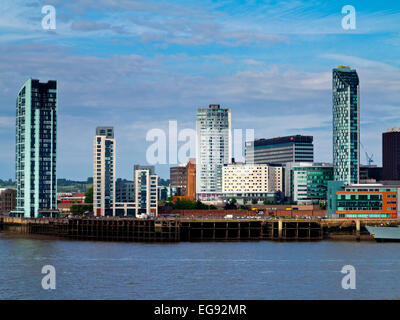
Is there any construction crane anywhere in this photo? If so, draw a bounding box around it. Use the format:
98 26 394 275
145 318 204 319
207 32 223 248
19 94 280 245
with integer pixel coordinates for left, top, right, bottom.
360 142 374 166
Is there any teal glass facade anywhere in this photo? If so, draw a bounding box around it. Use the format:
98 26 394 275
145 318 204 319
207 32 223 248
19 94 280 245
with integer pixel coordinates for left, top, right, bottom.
285 163 333 203
290 166 333 202
333 66 359 185
13 79 57 218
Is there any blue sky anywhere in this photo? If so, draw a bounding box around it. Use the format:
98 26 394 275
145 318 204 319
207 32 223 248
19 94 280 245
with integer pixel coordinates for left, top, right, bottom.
0 0 399 180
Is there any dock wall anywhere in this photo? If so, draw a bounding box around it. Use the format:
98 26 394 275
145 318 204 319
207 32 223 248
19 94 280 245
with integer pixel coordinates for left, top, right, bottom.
1 217 398 242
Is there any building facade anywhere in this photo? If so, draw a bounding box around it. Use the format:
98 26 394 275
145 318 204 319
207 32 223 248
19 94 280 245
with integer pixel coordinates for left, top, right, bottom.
333 66 360 185
383 128 400 181
328 183 399 219
285 162 333 204
115 179 135 203
0 188 16 215
134 165 158 217
245 135 314 165
93 127 115 217
170 158 196 200
222 163 283 200
13 78 57 218
196 105 231 200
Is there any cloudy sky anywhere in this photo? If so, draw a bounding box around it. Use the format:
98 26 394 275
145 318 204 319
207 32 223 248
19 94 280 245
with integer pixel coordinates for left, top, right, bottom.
0 0 399 180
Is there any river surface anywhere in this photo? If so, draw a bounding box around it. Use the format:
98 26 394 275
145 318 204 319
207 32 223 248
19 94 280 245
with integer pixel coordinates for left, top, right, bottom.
0 231 399 300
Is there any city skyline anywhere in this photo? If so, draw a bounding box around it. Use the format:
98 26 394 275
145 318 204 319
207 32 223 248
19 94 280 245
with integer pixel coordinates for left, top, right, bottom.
0 0 399 180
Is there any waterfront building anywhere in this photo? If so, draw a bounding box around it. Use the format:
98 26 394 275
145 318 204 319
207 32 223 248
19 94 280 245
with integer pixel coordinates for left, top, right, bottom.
93 127 115 217
12 78 58 218
0 188 16 215
170 158 196 200
245 135 314 165
332 66 360 185
383 128 400 181
134 165 158 217
157 185 170 202
285 162 333 204
57 192 85 204
328 182 399 219
114 202 136 217
222 163 283 202
196 105 231 200
115 179 135 203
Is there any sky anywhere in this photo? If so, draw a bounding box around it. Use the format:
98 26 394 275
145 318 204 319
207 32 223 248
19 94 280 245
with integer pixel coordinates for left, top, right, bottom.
0 0 399 180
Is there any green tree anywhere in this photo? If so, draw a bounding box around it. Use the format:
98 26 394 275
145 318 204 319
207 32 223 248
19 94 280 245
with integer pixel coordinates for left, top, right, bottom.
251 199 258 205
263 199 271 205
85 186 93 203
70 204 93 216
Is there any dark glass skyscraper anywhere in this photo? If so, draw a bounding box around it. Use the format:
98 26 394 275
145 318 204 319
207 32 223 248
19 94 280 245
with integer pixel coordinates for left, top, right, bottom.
332 66 360 185
13 79 57 218
383 128 400 181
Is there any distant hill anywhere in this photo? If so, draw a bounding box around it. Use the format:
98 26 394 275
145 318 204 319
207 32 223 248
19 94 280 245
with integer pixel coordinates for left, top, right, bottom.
0 178 93 193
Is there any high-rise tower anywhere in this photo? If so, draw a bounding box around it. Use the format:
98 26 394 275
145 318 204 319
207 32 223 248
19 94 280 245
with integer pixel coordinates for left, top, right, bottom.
13 78 57 218
383 128 400 181
196 104 231 200
93 127 115 216
332 66 360 185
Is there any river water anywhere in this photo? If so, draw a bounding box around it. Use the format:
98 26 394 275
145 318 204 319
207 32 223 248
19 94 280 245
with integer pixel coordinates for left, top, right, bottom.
1 231 399 300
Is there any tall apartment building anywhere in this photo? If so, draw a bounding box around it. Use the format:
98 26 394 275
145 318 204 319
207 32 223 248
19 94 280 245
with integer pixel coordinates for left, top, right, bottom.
170 158 196 200
245 135 313 165
383 128 400 181
196 104 231 200
333 66 360 185
93 127 115 217
222 163 283 199
285 162 333 204
134 165 158 217
0 188 16 215
12 78 57 218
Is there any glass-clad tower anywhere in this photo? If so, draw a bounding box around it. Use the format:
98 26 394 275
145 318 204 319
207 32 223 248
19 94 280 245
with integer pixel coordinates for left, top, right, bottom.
13 78 57 218
332 66 360 185
93 127 115 216
196 104 231 200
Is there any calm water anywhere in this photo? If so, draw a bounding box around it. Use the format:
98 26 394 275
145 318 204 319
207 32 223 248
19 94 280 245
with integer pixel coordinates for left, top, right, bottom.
1 231 400 300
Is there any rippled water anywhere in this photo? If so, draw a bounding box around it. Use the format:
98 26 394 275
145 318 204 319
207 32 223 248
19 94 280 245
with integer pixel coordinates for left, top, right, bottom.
1 231 400 300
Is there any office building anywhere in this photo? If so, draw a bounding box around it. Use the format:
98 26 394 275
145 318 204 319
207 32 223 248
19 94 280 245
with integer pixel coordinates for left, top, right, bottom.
245 135 314 165
170 158 196 200
93 127 115 217
196 104 231 200
328 182 399 219
222 163 282 201
383 128 400 181
0 188 16 215
332 66 360 185
12 78 58 218
158 186 170 202
115 179 135 203
134 165 158 217
285 162 333 204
